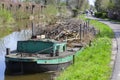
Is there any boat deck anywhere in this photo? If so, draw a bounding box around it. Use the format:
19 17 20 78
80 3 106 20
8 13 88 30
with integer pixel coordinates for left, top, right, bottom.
6 47 81 60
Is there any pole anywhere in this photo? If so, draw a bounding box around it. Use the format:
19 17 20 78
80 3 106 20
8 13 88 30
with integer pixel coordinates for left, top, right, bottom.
6 48 10 55
80 24 82 41
32 22 34 37
73 55 75 64
32 5 35 14
31 21 36 39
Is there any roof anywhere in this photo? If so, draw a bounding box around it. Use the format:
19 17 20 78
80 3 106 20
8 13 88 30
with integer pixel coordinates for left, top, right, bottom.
20 39 67 44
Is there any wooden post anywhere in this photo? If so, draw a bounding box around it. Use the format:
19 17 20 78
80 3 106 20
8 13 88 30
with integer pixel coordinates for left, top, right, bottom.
41 5 44 14
86 21 88 27
85 22 87 34
83 23 85 38
31 22 33 38
6 48 10 55
86 22 88 34
2 3 4 9
80 24 82 41
88 20 90 27
73 55 75 64
26 6 28 11
25 6 29 18
31 22 36 39
44 0 47 5
89 40 92 46
32 5 35 14
18 4 21 9
10 4 12 11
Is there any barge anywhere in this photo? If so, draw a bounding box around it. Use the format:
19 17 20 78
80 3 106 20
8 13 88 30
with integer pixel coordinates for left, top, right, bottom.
5 38 83 74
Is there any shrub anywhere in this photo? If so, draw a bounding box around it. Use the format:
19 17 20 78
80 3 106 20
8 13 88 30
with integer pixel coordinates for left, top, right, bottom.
101 13 108 19
95 12 103 18
95 12 108 19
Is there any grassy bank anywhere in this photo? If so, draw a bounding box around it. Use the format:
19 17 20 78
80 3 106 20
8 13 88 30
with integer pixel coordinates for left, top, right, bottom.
0 9 14 24
57 16 114 80
0 9 14 38
0 5 62 38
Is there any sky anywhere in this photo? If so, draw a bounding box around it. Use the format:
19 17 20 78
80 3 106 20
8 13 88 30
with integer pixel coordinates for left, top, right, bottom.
89 0 95 5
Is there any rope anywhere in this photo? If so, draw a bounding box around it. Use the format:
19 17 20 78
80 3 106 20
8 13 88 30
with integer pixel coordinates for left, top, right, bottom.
35 46 53 54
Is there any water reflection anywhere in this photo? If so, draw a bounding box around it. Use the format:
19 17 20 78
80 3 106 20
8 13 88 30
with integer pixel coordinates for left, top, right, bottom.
0 56 5 80
5 73 51 80
3 30 31 51
0 30 32 80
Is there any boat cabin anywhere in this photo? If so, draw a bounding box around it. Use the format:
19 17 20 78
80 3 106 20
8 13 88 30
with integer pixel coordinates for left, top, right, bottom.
17 39 67 55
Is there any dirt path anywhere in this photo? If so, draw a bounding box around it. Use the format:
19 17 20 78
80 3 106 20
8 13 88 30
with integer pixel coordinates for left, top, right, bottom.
87 16 120 80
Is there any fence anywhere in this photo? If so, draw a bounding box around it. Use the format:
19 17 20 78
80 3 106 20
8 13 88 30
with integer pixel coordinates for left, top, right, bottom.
0 2 44 19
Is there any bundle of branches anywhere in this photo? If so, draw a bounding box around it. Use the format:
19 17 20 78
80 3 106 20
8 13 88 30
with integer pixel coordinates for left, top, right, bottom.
35 18 97 46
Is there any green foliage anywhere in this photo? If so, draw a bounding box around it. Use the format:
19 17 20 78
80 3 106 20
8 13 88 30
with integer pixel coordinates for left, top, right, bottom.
66 0 90 17
57 16 113 80
0 9 15 38
95 0 109 12
108 1 115 9
71 9 78 17
95 0 120 20
95 12 108 19
102 13 108 18
95 0 101 11
0 9 14 23
79 14 86 20
77 0 90 11
0 25 13 38
95 12 103 18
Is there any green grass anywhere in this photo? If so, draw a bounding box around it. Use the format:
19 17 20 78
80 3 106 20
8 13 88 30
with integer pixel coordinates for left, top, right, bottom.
57 16 114 80
0 9 15 38
90 19 113 38
0 9 14 24
0 26 13 38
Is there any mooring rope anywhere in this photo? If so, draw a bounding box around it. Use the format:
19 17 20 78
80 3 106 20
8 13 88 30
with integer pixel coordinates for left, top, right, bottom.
35 46 53 54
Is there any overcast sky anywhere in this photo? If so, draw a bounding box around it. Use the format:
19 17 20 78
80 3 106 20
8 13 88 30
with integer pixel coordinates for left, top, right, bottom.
89 0 95 5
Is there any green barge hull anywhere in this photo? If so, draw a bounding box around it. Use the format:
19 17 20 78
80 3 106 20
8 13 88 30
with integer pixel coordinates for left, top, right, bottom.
5 39 83 74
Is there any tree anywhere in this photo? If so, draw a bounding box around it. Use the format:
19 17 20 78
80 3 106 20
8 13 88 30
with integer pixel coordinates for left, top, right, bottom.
95 0 120 20
95 0 109 12
66 0 89 11
107 0 120 20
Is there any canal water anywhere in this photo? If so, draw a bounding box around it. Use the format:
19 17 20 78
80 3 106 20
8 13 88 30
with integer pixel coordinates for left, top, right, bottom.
0 29 54 80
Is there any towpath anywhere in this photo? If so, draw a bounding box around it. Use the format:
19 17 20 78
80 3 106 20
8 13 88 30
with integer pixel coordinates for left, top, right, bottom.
87 16 120 80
